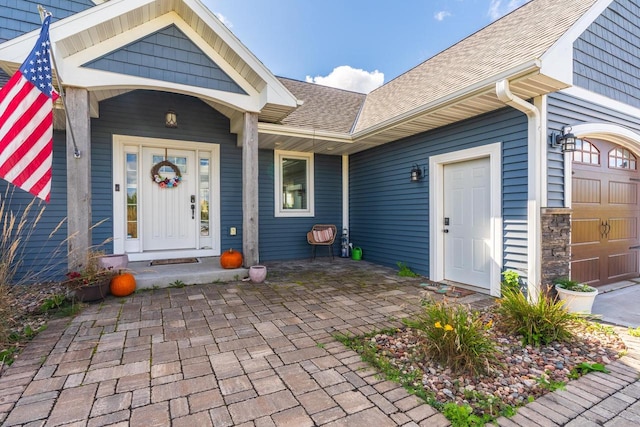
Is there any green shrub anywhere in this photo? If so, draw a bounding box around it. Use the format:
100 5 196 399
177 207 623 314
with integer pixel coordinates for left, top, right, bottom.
396 262 419 278
496 288 575 346
501 270 521 295
553 277 595 292
403 299 497 375
443 402 490 427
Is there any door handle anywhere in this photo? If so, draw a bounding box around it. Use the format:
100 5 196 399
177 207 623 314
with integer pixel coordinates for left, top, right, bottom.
443 229 449 233
600 221 607 238
191 204 195 219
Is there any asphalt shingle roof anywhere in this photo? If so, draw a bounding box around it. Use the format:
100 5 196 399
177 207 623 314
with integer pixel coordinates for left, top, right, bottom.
350 0 599 133
277 77 366 134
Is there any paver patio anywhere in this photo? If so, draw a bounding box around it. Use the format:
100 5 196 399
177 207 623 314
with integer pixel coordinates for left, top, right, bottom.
0 259 638 426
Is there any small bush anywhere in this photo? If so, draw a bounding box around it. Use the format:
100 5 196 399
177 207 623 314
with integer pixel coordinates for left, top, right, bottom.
396 262 419 278
553 277 595 292
501 270 521 294
403 299 497 375
496 288 575 346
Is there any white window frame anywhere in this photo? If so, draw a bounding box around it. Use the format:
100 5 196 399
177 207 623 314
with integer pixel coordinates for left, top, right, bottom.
274 150 315 217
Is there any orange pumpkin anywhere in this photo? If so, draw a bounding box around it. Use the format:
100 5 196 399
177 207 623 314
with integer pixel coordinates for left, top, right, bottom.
220 248 243 269
110 273 136 297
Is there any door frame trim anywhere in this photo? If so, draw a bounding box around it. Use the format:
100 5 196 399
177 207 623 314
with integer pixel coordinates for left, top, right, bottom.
112 135 221 261
429 143 503 296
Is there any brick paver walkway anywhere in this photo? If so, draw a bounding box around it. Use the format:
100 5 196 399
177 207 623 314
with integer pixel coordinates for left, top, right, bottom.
0 259 638 426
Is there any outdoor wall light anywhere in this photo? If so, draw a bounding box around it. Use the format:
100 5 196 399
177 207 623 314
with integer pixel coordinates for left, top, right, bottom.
550 126 578 153
165 110 178 128
410 164 426 182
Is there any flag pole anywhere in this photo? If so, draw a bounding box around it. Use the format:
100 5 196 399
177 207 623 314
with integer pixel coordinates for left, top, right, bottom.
37 5 81 159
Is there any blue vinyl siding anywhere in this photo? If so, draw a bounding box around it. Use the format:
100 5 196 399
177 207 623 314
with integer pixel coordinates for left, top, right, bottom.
574 0 640 109
91 90 240 253
350 108 528 277
84 25 246 95
0 0 93 42
547 92 640 207
3 131 68 282
258 152 342 261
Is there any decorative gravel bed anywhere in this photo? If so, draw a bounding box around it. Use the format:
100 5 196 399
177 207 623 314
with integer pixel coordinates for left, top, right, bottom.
361 307 626 418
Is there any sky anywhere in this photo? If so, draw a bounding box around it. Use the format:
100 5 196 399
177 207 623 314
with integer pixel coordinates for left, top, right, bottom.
202 0 531 94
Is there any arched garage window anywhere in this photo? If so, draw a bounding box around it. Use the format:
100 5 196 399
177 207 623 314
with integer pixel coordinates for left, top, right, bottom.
572 139 600 165
608 147 637 170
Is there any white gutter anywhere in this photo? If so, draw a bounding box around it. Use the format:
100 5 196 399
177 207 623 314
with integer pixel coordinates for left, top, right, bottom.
496 79 542 301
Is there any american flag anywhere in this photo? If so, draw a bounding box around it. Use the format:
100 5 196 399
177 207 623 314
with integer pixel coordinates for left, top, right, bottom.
0 15 58 202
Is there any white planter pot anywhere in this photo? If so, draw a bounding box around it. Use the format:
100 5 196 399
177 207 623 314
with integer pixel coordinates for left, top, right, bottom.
99 254 129 270
249 265 267 283
555 285 598 314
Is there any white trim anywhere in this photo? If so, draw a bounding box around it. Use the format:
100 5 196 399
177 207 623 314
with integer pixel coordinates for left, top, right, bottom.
536 96 549 207
540 0 615 85
274 150 315 217
112 135 221 260
429 143 503 297
561 87 640 120
342 156 349 232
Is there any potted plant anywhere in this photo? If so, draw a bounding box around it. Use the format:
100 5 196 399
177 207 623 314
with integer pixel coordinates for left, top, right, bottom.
65 251 118 303
554 277 598 314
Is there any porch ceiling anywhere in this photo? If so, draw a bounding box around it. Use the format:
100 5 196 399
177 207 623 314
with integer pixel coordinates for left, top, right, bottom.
259 71 568 156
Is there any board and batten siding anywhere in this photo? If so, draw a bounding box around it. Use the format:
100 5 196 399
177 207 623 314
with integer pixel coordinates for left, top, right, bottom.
349 107 528 277
258 151 342 261
91 90 242 254
547 92 640 207
0 0 94 43
574 0 640 109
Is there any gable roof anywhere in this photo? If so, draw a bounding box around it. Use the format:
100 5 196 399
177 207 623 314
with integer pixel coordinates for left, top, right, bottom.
278 77 366 134
353 0 600 134
264 0 611 155
0 0 298 126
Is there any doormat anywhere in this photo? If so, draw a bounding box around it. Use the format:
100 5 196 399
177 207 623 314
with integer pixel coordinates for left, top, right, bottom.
150 258 199 266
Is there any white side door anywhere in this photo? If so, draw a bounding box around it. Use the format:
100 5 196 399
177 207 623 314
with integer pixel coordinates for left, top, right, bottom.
141 147 197 250
443 157 491 289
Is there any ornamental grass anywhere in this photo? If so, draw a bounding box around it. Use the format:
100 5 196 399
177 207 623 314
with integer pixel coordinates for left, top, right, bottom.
496 287 575 346
403 298 498 375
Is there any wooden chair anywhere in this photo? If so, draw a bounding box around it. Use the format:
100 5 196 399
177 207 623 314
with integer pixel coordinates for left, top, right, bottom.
306 224 337 261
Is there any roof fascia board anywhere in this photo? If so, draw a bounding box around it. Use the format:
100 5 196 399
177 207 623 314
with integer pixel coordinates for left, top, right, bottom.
258 123 353 143
540 0 615 85
352 60 542 141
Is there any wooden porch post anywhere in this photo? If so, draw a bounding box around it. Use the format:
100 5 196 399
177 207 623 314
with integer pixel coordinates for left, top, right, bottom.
66 87 92 270
242 112 259 267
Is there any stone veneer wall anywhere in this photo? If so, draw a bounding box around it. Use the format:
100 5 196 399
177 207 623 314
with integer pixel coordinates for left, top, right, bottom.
540 208 572 288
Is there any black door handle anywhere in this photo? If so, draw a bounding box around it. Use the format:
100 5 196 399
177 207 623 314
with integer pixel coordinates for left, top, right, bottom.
191 204 195 219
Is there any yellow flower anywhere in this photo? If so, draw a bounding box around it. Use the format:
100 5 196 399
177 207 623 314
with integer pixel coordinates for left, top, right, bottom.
435 321 442 329
486 319 493 329
444 324 454 331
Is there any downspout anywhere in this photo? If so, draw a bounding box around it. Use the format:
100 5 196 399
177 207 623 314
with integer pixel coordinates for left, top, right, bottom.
496 79 542 301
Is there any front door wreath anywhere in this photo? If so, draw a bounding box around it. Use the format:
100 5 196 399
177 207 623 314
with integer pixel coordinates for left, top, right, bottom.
151 160 182 188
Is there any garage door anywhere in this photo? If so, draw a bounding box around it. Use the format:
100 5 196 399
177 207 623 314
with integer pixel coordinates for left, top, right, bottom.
571 139 640 286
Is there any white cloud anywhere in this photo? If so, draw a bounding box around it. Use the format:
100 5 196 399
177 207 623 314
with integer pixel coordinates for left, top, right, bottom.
215 12 233 28
434 11 452 21
488 0 531 20
305 65 384 94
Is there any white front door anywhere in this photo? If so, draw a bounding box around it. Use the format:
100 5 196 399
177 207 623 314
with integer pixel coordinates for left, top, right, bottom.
443 157 491 289
141 147 197 250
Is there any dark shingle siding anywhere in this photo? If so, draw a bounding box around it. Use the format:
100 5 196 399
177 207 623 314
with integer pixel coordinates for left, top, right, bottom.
574 0 640 108
83 25 246 95
0 0 94 43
